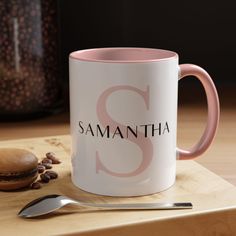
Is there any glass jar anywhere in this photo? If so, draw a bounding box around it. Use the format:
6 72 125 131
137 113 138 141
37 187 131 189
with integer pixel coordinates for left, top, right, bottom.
0 0 62 120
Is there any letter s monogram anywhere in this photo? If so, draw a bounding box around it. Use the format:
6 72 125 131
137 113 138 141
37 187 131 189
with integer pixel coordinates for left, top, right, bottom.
96 85 153 177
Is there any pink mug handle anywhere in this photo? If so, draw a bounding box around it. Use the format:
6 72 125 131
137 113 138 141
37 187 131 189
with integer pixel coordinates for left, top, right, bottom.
177 64 220 160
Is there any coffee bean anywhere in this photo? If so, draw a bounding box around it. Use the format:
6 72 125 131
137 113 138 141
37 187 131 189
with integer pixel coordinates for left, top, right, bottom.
37 164 46 173
42 158 52 164
40 173 50 183
45 170 58 179
45 152 55 159
31 181 41 189
51 159 61 164
42 163 52 169
45 152 61 164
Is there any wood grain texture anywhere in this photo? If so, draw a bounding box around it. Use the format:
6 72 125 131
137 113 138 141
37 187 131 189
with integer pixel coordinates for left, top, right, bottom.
0 135 236 235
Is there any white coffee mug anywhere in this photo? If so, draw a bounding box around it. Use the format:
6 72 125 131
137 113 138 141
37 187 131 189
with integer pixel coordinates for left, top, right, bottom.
69 48 219 196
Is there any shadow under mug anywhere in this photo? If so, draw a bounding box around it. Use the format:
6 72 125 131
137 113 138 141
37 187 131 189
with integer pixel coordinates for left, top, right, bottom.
69 48 220 196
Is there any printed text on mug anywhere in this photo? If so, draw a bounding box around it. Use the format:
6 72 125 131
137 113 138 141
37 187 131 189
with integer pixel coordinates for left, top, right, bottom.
78 85 170 177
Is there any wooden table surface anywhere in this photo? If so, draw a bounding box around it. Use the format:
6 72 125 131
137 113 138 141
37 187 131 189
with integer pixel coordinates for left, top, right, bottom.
0 104 235 186
1 135 236 235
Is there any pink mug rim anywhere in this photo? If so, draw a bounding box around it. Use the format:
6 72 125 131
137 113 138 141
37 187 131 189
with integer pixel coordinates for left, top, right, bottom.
69 47 178 63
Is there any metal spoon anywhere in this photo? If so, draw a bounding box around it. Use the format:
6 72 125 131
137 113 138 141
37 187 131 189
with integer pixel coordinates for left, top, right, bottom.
18 194 193 218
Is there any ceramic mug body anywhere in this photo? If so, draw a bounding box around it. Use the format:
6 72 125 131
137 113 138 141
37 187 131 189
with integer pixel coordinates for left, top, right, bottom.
69 48 219 196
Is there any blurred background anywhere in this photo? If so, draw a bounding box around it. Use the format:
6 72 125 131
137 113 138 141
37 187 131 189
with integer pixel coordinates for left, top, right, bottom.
58 0 236 108
0 0 235 121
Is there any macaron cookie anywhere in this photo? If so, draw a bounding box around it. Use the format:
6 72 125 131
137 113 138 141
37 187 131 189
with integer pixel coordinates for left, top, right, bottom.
0 148 38 191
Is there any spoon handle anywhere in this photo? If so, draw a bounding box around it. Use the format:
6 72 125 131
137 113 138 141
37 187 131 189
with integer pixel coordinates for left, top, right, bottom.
77 202 193 210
